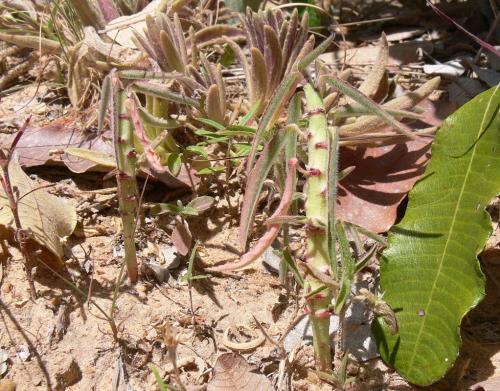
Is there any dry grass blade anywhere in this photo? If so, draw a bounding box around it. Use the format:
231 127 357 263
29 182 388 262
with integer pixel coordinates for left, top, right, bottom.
0 32 61 54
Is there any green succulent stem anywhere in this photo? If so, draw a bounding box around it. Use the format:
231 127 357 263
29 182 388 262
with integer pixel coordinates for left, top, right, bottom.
114 82 139 283
304 84 333 371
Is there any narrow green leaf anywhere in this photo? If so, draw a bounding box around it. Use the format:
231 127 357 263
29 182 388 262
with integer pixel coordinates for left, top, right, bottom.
65 148 116 168
224 125 256 135
150 203 179 216
133 81 199 108
138 107 181 129
148 363 176 391
297 34 334 72
167 152 182 176
98 75 111 133
334 222 356 314
184 241 199 282
327 126 339 273
321 75 414 138
282 248 304 287
196 166 225 175
185 145 209 158
239 129 289 250
196 118 225 131
246 72 301 173
239 99 261 126
374 87 500 385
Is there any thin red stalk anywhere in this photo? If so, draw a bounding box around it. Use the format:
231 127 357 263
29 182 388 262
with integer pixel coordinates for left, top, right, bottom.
426 1 500 57
208 158 297 272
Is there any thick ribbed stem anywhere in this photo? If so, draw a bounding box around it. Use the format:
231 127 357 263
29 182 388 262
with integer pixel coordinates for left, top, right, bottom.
304 84 333 371
112 80 139 283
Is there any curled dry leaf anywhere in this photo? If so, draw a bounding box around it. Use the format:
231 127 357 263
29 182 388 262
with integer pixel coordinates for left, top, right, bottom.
207 353 273 391
0 161 77 268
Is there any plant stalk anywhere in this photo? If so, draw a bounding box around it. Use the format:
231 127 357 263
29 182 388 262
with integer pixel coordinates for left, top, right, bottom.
111 77 139 283
304 84 333 371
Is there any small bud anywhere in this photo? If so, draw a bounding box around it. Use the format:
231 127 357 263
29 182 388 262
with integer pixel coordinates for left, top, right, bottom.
305 108 326 117
322 267 332 276
314 309 332 318
315 142 327 149
127 150 137 159
308 168 321 177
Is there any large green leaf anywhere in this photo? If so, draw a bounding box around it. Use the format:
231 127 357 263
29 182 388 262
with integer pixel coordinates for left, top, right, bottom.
374 87 500 385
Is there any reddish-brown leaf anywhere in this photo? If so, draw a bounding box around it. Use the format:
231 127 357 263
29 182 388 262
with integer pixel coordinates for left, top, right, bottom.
7 123 113 173
336 137 432 233
6 123 196 189
171 216 192 256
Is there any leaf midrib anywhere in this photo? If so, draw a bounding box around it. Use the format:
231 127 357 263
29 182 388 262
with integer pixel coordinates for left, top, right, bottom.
406 92 497 375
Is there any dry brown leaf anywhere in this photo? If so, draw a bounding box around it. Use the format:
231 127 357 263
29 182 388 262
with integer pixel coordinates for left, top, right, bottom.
320 41 433 67
336 137 432 233
0 160 77 268
207 353 273 391
8 123 114 173
8 123 197 189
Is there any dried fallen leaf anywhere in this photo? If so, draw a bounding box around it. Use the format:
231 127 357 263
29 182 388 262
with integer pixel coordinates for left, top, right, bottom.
336 137 432 233
0 160 77 268
8 123 113 173
320 41 433 67
207 353 273 391
8 123 197 189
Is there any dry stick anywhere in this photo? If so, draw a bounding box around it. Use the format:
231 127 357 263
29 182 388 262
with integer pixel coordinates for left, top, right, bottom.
0 117 37 300
0 52 38 92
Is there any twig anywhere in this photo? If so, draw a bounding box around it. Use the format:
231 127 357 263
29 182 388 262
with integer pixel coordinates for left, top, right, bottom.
0 52 38 92
426 0 500 57
0 116 37 300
